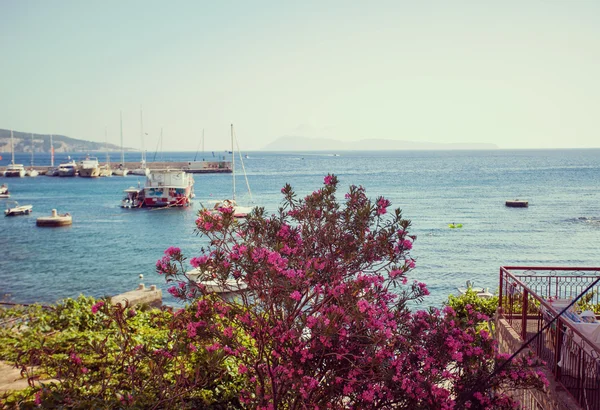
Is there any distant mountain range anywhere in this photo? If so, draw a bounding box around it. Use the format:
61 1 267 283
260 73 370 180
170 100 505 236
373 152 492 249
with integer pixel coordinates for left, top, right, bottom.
0 129 133 153
263 136 498 151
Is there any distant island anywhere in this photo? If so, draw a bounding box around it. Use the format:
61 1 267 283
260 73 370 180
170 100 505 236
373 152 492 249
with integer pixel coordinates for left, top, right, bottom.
0 129 134 153
263 136 499 151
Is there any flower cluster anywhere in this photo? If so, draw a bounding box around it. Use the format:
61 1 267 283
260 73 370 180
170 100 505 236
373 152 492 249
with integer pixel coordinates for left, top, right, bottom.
153 174 548 408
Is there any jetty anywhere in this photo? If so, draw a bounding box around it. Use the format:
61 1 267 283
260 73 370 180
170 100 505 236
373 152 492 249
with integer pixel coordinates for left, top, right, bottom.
110 284 162 308
1 161 231 175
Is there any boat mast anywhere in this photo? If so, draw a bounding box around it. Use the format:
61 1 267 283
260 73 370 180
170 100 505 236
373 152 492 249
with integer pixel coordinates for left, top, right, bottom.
231 124 235 201
31 133 34 166
50 134 54 167
10 130 14 164
120 111 124 166
140 107 145 168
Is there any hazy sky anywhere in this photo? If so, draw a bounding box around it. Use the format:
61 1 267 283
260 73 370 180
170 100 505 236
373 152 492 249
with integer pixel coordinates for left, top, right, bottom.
1 1 599 150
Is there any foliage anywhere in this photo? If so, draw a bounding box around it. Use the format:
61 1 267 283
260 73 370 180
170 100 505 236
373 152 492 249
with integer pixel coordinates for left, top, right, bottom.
447 289 499 320
0 295 243 409
1 175 549 409
156 174 548 409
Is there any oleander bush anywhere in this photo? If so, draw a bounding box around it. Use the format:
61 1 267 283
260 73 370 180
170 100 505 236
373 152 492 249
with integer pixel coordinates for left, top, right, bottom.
1 175 549 409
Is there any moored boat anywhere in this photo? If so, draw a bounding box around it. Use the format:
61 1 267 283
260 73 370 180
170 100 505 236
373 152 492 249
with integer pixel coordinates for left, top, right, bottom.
3 130 25 177
121 186 144 208
4 163 26 178
142 169 194 208
0 184 9 198
45 167 59 176
5 201 33 216
58 160 78 177
78 156 101 177
186 159 232 174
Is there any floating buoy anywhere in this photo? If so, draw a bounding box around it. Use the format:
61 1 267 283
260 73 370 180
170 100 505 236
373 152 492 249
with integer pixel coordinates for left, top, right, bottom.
505 200 528 208
36 209 72 227
448 223 463 229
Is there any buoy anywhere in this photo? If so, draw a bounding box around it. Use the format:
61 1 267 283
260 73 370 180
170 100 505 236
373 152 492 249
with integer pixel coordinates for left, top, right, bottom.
448 223 463 229
36 209 72 227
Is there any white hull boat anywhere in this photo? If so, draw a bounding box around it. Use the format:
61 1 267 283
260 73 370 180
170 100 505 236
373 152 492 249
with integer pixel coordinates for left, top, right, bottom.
5 201 33 216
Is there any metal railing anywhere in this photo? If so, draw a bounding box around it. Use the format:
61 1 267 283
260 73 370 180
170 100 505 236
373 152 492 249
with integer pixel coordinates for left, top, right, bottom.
498 267 600 410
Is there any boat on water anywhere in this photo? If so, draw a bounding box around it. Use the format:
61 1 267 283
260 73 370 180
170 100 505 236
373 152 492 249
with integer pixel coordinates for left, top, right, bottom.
45 167 59 176
5 201 33 216
121 186 144 208
456 281 494 298
0 184 9 198
113 166 129 177
142 169 194 207
3 130 26 178
186 267 248 302
4 163 25 178
58 160 78 177
208 124 253 218
78 156 101 178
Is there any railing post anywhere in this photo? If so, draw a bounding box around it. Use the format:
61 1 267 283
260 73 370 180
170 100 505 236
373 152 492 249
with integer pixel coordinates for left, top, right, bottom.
499 268 504 310
554 319 563 378
521 289 529 341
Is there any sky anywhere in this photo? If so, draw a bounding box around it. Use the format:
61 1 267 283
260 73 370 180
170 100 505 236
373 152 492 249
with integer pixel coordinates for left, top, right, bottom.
1 1 599 151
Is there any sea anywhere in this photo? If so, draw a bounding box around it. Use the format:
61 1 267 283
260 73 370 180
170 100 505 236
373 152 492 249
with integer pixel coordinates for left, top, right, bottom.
1 149 599 308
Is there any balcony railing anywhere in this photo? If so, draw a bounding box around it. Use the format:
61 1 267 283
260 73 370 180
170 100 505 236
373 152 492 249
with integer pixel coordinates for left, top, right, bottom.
498 266 600 410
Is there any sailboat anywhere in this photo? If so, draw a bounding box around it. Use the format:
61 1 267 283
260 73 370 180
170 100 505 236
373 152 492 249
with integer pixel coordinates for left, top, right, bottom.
210 124 253 218
130 108 150 176
26 133 39 177
45 134 59 176
3 130 26 177
113 112 129 176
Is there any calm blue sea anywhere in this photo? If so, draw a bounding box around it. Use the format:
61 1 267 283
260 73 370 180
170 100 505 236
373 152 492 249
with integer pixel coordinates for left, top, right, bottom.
1 149 599 308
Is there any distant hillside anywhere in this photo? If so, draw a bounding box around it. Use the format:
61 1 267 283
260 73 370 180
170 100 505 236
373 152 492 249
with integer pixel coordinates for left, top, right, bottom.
263 136 499 151
0 129 134 153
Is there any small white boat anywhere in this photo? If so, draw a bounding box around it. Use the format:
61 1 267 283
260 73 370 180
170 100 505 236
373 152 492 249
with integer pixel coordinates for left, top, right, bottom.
186 268 248 301
0 184 9 198
113 167 129 177
5 201 33 216
211 199 252 219
456 280 494 298
121 186 144 208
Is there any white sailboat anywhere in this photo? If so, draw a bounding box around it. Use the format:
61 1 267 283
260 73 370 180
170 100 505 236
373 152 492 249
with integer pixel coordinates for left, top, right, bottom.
210 124 253 218
113 111 129 176
26 133 39 177
130 108 150 176
4 130 26 177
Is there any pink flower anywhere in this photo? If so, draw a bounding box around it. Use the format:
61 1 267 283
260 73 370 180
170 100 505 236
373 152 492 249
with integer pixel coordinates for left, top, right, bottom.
34 391 42 406
164 246 181 257
190 255 209 268
91 301 105 314
402 239 413 250
290 291 302 301
324 175 333 185
238 364 248 374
